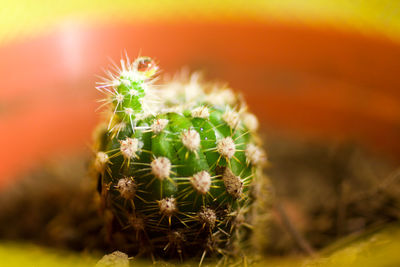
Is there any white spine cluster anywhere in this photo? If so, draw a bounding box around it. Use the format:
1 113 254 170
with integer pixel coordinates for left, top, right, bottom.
151 119 169 134
190 171 211 194
183 73 204 103
119 137 140 159
245 144 266 166
158 197 178 216
217 137 236 159
222 110 240 129
198 208 217 229
242 112 259 131
191 106 210 119
121 79 131 86
115 93 124 103
206 88 236 107
151 157 171 180
111 122 126 133
128 88 139 96
181 129 201 152
95 151 109 172
116 177 137 200
124 107 134 116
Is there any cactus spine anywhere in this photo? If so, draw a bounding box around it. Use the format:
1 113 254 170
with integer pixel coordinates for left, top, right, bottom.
93 56 267 262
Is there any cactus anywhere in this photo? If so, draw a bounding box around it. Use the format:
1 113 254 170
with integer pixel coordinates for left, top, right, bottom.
93 56 267 263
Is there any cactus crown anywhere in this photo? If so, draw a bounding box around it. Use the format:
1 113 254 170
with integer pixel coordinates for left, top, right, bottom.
96 56 160 131
93 56 266 263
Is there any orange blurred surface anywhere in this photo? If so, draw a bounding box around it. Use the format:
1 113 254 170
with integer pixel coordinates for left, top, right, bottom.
0 21 400 186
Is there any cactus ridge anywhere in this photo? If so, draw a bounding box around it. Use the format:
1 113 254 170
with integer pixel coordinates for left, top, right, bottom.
93 56 267 261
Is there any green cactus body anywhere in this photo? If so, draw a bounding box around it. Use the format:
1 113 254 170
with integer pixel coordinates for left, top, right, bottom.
94 56 267 261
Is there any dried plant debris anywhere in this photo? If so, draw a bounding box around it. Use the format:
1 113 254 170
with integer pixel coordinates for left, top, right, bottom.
264 133 399 255
0 154 106 252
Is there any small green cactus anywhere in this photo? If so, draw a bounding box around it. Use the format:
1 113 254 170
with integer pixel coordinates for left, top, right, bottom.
93 56 267 262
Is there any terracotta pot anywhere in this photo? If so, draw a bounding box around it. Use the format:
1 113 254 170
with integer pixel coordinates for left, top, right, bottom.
1 21 399 186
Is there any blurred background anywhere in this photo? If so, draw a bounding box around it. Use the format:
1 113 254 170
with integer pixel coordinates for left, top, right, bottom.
1 0 400 186
0 0 400 264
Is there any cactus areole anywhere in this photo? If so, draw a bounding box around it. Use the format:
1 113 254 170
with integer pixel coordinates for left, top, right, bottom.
93 56 267 262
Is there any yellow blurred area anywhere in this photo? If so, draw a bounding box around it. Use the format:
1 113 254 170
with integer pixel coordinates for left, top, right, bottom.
1 0 400 44
1 224 400 266
0 242 97 267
